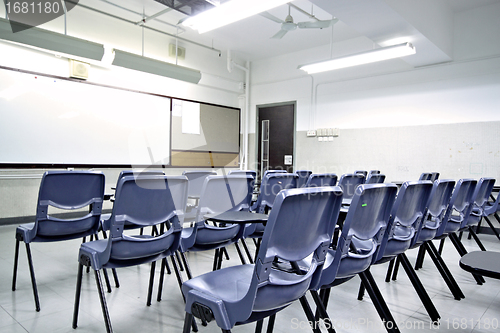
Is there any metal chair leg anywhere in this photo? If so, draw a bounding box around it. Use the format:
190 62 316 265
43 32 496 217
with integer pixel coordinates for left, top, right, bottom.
241 239 254 264
170 256 201 330
266 314 277 333
298 295 322 333
25 243 41 312
359 270 401 333
425 241 465 300
391 256 401 280
12 239 20 291
157 258 167 302
146 261 156 306
234 241 247 265
72 263 84 329
385 258 395 283
95 269 113 333
310 290 336 333
399 253 440 323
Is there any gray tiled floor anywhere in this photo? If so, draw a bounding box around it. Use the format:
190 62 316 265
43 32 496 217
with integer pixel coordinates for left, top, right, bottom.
1 223 499 333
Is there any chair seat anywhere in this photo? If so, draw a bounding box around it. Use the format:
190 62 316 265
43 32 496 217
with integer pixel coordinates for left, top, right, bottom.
183 264 312 313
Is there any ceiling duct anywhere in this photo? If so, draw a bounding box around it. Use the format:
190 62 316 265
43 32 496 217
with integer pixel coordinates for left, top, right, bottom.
154 0 218 16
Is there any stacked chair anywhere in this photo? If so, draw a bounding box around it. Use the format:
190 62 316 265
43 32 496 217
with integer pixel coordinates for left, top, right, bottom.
358 181 439 323
12 171 105 312
409 179 478 299
304 183 400 333
305 173 338 187
181 186 343 333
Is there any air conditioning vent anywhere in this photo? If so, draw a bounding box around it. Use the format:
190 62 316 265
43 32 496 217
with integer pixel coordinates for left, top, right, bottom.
69 59 89 80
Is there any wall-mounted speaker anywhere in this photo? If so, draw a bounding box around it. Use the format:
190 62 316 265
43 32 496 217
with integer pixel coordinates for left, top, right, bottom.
169 44 186 60
69 59 90 80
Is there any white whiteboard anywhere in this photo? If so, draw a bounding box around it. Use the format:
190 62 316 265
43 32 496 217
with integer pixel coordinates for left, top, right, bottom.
0 68 171 166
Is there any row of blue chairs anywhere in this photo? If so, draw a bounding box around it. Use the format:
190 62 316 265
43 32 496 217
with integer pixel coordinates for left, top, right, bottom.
11 169 499 333
185 175 500 333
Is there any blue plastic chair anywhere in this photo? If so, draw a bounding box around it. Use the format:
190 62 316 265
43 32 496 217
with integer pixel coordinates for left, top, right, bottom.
101 169 165 230
415 179 478 299
444 178 496 275
362 181 439 322
295 170 312 188
12 171 105 312
419 172 440 182
481 185 500 241
308 184 399 332
181 186 343 333
369 170 381 175
337 173 365 207
366 173 386 184
305 173 338 187
228 170 257 179
354 170 368 177
390 180 455 290
180 175 255 271
72 175 188 333
183 170 218 222
251 173 298 214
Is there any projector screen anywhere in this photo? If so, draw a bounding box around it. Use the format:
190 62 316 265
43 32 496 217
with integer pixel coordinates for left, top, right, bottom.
0 67 171 166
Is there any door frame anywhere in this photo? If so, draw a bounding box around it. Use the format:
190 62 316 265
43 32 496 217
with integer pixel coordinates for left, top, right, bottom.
255 101 297 175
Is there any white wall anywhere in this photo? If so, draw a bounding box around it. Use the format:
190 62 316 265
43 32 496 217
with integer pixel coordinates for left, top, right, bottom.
0 4 246 220
249 2 500 181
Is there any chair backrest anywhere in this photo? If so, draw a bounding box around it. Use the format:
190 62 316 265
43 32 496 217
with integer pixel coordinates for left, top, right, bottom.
320 184 398 285
419 172 439 182
485 185 500 216
366 173 386 184
194 175 254 224
295 170 312 188
182 171 218 198
463 177 496 228
118 170 164 179
253 173 298 213
228 170 257 179
338 173 366 203
436 178 477 237
247 187 343 316
305 173 338 187
369 170 381 175
419 173 432 181
375 181 433 262
261 169 287 181
107 175 188 261
354 170 368 178
411 179 455 247
34 171 105 239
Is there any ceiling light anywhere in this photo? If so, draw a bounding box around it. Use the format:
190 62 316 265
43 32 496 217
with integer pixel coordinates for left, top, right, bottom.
112 50 201 84
181 0 291 33
0 18 104 61
299 42 416 74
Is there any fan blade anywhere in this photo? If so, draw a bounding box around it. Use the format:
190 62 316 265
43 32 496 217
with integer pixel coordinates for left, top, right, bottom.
260 11 285 24
298 18 338 29
271 29 288 39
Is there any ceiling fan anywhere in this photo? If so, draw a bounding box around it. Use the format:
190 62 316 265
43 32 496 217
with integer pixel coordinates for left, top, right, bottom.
262 5 338 39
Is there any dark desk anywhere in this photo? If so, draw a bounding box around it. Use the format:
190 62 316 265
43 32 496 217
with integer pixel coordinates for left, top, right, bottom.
459 251 500 280
204 211 268 225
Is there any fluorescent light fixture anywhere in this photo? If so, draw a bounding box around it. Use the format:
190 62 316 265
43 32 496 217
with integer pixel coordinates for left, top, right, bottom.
182 0 290 33
299 42 416 74
112 50 201 84
0 18 104 61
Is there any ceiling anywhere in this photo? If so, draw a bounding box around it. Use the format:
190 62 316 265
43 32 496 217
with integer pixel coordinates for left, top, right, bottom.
78 0 500 64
